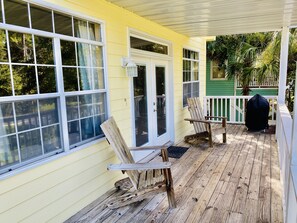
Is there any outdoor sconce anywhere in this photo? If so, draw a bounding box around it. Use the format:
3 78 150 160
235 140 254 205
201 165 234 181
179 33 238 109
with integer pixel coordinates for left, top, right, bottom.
121 57 138 77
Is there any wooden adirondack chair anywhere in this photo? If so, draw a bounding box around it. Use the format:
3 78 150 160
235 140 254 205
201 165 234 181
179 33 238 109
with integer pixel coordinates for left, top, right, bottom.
100 117 176 209
184 97 227 147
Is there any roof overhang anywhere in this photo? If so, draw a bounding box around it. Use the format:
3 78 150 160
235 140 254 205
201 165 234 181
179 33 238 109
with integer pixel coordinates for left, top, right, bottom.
106 0 297 37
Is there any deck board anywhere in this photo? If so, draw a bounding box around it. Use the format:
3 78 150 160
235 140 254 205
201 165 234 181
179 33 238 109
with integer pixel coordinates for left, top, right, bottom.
65 124 283 223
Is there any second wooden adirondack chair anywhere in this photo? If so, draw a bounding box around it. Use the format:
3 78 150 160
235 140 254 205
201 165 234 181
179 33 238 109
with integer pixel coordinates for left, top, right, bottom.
184 97 227 147
100 117 176 209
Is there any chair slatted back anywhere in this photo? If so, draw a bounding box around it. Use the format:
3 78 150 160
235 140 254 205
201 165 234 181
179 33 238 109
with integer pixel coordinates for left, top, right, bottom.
187 97 207 133
101 117 139 188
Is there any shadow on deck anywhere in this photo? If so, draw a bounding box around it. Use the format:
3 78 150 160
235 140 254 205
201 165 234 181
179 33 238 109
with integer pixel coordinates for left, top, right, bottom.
65 124 283 223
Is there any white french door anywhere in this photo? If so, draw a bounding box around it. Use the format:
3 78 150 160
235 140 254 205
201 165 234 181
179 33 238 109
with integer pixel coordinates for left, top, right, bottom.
132 57 170 161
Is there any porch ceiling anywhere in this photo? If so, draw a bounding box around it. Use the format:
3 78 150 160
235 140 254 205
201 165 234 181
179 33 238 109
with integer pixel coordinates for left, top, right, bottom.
106 0 297 36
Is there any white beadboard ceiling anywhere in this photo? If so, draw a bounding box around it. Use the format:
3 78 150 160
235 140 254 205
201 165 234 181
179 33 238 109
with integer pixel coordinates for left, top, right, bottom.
106 0 297 37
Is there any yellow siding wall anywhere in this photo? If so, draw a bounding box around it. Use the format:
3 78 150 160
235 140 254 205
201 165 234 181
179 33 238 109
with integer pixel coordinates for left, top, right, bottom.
0 0 206 222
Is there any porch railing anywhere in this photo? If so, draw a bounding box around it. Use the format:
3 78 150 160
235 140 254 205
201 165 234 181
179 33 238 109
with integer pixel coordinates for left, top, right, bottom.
203 96 278 124
275 103 297 222
236 76 278 88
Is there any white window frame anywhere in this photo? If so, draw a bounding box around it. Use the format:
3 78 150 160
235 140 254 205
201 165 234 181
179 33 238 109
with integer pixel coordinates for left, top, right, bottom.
0 0 109 175
210 60 227 80
182 48 200 107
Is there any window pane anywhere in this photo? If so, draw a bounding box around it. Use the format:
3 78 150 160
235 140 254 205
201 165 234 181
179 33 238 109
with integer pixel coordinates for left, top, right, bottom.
0 135 19 168
0 64 12 96
183 83 191 107
66 96 79 121
79 68 92 90
77 42 90 67
192 82 199 97
15 100 39 132
74 19 88 39
94 115 104 136
130 36 168 55
91 45 103 67
93 93 105 115
13 65 37 95
0 29 8 62
42 125 62 153
37 66 57 93
89 22 101 41
61 40 76 66
68 120 80 145
81 117 94 140
93 68 104 89
39 98 59 126
54 12 72 36
4 0 29 28
30 5 53 32
183 71 191 82
63 67 78 92
35 36 54 64
79 94 93 117
9 32 33 63
0 4 2 23
0 103 15 136
212 61 226 79
19 129 42 161
192 61 199 81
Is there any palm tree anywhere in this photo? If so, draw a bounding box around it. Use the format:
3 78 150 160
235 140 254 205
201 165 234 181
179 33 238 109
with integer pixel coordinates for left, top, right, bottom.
254 28 297 110
207 33 273 95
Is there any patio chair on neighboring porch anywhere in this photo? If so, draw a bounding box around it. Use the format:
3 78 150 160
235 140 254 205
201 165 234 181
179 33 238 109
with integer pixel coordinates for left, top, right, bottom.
100 117 176 209
184 97 227 147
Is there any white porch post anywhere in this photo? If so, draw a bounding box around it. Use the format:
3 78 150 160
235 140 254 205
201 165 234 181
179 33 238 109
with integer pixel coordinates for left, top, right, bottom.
277 26 290 103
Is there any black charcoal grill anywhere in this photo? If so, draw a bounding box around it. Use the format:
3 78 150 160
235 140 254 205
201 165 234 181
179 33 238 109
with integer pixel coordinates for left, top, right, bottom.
245 94 269 131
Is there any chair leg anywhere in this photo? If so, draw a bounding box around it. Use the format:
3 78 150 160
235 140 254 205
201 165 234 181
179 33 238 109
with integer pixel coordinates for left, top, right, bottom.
161 149 176 208
166 184 177 208
222 118 227 143
223 132 227 143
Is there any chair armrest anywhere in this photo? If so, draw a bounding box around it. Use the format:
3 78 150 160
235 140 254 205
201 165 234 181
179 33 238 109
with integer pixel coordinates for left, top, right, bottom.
184 118 211 124
205 116 227 120
107 162 171 171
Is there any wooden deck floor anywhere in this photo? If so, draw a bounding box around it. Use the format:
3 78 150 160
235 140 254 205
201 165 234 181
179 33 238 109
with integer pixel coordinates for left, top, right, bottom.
66 124 283 223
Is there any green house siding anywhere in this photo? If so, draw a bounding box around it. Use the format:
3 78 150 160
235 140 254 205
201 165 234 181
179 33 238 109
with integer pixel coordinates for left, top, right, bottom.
235 88 278 96
206 59 235 96
206 59 278 96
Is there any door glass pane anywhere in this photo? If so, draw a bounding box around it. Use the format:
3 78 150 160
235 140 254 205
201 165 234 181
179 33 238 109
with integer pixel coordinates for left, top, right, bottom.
130 36 168 55
134 65 148 146
155 66 166 136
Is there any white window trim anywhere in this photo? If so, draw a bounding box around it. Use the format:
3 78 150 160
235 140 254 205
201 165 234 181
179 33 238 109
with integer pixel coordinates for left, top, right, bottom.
210 60 227 80
182 48 200 108
0 0 109 175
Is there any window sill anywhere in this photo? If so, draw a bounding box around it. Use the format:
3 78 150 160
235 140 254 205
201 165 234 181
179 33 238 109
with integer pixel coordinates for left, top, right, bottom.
0 137 107 181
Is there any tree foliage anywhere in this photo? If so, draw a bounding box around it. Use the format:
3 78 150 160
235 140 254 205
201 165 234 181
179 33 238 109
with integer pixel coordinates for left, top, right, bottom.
207 33 273 95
